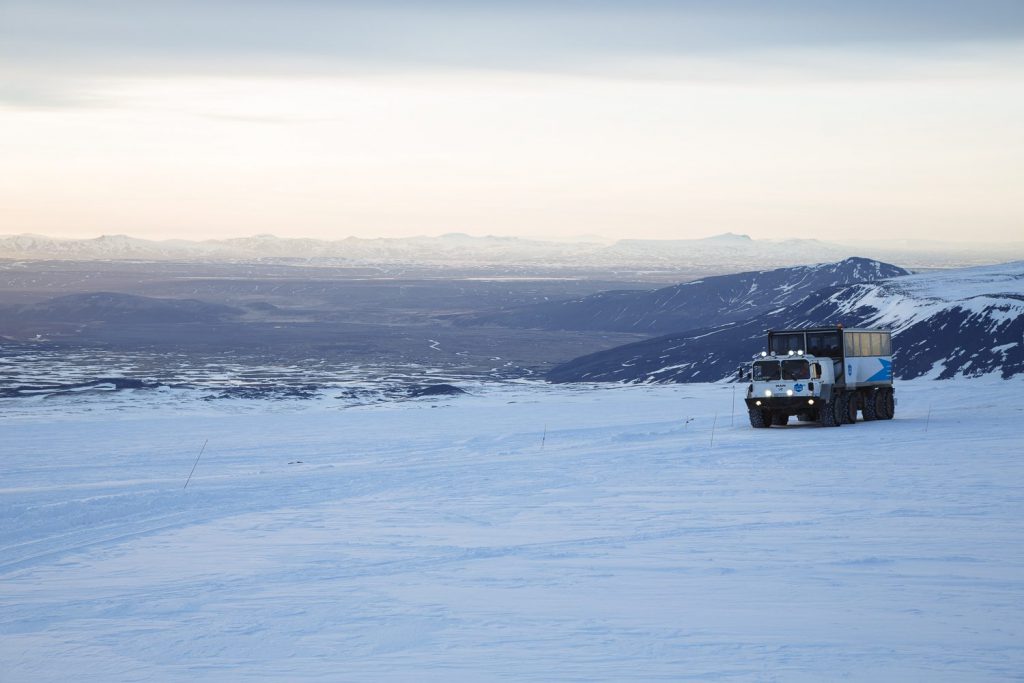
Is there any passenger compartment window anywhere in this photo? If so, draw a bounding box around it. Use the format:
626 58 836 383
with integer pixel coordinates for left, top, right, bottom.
770 333 804 356
843 331 860 358
870 333 882 355
806 331 841 357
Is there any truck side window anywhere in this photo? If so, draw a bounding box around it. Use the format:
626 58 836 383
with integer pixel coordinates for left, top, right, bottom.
810 363 821 379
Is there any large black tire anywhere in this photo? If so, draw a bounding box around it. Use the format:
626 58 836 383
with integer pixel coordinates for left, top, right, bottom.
880 388 895 420
819 398 841 427
842 392 858 424
875 390 888 419
773 413 790 426
749 408 772 428
861 390 878 421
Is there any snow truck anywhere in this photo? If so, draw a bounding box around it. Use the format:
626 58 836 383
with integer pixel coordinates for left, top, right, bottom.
740 326 895 428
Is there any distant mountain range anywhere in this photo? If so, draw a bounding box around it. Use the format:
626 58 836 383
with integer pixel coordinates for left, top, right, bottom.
459 257 909 333
547 261 1024 383
3 232 1021 273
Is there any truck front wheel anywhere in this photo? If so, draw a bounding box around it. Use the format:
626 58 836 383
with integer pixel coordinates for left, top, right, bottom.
819 398 842 427
748 408 772 428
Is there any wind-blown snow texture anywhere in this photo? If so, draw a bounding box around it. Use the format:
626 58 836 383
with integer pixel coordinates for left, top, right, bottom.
2 379 1023 681
548 261 1024 383
462 257 909 333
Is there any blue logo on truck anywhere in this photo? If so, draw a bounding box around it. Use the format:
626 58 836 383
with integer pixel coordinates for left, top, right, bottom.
866 358 892 382
793 383 805 392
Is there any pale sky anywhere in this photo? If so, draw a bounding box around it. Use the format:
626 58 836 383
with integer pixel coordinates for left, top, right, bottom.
1 0 1022 243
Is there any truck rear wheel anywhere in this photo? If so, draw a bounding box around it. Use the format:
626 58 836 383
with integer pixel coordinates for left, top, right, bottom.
843 392 858 424
880 388 895 420
749 408 771 428
861 390 878 421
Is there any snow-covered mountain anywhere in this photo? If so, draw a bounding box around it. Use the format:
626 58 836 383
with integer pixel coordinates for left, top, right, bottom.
548 262 1024 383
0 232 597 264
4 232 1019 273
460 257 909 333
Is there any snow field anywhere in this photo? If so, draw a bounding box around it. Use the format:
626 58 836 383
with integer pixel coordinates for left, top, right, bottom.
2 378 1023 681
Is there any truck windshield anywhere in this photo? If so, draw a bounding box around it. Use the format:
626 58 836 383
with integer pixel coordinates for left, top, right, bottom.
753 361 781 381
782 360 810 380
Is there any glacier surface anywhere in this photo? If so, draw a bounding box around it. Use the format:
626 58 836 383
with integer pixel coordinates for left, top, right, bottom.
2 379 1023 681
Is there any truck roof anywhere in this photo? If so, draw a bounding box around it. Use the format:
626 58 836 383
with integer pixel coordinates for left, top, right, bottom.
767 326 891 334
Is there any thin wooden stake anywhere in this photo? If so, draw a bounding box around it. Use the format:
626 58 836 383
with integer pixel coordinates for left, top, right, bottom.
541 424 547 450
710 413 718 448
924 405 932 433
731 386 736 427
184 439 208 490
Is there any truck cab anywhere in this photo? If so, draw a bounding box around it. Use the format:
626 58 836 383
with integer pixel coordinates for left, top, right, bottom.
742 326 895 428
744 352 834 426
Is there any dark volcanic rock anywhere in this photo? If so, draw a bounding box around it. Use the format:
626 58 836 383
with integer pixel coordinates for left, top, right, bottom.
0 376 163 398
408 384 467 398
9 292 241 324
202 384 321 400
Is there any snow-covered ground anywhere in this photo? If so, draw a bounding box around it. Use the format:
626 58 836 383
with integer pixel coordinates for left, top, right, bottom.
2 378 1023 681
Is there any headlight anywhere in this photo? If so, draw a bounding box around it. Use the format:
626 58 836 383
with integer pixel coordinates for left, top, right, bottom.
755 400 762 406
786 389 794 396
808 399 815 405
764 389 772 397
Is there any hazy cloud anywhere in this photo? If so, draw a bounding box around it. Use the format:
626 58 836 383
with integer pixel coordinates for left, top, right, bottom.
3 0 1022 80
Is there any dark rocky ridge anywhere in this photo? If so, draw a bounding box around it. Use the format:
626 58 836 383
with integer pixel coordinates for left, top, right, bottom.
458 258 910 334
4 292 241 324
548 263 1024 383
408 384 467 398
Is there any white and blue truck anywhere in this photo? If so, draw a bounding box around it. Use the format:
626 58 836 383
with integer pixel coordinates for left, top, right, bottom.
741 326 895 428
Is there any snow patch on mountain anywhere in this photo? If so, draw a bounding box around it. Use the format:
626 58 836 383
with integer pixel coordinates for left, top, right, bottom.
548 262 1024 383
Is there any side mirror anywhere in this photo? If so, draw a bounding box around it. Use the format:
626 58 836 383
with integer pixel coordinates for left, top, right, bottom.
737 366 746 381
